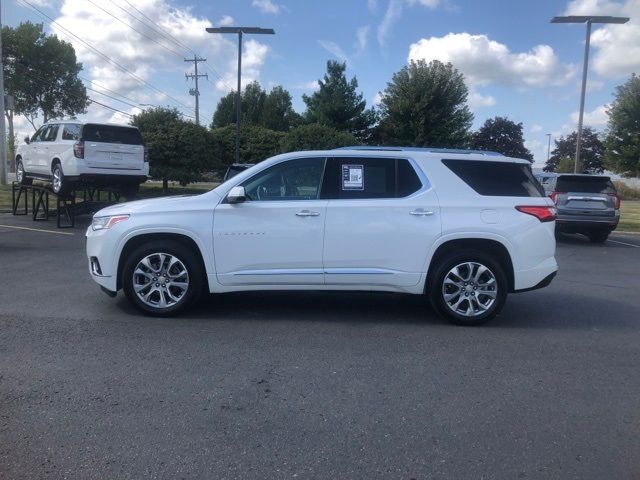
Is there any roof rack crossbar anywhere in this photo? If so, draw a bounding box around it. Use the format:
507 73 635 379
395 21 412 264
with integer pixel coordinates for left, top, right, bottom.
333 146 504 156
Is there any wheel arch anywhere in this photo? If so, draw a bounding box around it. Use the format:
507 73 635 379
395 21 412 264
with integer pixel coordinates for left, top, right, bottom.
116 232 209 291
51 157 62 171
425 237 515 293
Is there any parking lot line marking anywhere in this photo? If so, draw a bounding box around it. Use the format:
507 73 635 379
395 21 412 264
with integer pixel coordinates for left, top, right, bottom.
607 239 639 248
0 224 75 236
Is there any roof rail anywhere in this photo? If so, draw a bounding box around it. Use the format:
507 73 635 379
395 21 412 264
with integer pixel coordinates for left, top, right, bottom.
333 146 504 156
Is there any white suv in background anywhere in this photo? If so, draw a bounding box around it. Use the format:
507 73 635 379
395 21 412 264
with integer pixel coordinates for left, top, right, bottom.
86 147 558 325
16 121 149 198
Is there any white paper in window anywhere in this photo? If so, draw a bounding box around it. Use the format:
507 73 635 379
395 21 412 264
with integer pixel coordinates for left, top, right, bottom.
342 164 364 190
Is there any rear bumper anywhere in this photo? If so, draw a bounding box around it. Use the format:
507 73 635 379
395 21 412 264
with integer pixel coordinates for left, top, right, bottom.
512 256 558 292
513 271 557 293
556 215 618 232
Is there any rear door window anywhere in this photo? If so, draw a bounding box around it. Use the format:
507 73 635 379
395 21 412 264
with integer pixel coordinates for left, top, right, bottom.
62 124 82 141
555 176 616 194
81 124 143 145
321 157 423 199
442 159 543 197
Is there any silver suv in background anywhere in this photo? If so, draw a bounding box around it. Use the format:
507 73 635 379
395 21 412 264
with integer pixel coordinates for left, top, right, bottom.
16 121 149 199
537 173 620 243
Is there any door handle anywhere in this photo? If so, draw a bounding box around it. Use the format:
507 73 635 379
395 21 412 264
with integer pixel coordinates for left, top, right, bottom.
296 210 320 217
410 209 434 216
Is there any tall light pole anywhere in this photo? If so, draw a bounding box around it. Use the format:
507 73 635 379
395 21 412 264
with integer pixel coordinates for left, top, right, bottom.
0 0 8 185
206 26 275 164
546 133 552 163
551 15 629 173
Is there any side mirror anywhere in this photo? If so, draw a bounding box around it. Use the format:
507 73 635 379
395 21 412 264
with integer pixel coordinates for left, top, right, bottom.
24 136 30 144
227 186 246 204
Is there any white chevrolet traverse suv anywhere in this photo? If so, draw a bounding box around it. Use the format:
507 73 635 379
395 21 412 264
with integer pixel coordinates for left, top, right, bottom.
16 121 149 198
86 147 557 325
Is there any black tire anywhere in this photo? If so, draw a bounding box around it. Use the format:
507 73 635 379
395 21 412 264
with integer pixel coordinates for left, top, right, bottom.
428 249 508 326
122 240 204 316
51 163 71 196
15 159 32 185
588 230 610 244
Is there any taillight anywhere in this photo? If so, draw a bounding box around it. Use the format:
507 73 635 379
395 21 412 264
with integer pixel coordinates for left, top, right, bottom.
516 205 557 222
549 191 565 204
73 141 84 159
608 193 621 209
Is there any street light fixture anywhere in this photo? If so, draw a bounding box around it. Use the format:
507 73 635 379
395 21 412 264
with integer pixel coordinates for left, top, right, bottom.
551 15 629 173
206 26 275 164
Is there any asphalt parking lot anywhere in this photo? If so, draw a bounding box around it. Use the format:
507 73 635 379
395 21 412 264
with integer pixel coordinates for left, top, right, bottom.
1 213 639 480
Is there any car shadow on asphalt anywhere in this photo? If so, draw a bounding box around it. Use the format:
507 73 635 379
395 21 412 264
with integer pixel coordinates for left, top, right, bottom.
113 288 638 331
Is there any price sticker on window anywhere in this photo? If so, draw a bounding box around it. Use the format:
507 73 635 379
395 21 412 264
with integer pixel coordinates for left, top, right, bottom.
342 164 364 190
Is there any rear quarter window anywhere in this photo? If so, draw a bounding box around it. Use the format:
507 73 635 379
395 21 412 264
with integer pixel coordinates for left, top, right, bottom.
555 176 616 194
81 124 143 145
442 159 543 197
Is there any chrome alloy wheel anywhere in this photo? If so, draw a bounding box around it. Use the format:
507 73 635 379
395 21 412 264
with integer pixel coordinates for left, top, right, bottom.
16 162 24 183
132 253 190 309
442 262 497 317
52 167 62 193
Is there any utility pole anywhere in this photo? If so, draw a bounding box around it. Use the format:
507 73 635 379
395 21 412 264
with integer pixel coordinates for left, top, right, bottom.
0 0 8 185
185 56 207 125
206 27 275 163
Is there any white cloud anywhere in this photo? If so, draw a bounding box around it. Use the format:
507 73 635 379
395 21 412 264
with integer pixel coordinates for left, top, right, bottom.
48 0 270 128
564 0 640 77
377 0 404 46
531 124 543 133
372 92 383 105
218 15 234 26
377 0 444 46
408 33 576 87
468 90 496 109
570 104 609 127
294 81 320 91
318 40 350 64
368 0 378 13
407 0 440 7
356 25 370 54
216 39 270 91
252 0 280 14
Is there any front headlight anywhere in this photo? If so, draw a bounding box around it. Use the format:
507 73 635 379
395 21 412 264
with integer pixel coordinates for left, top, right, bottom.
92 214 130 231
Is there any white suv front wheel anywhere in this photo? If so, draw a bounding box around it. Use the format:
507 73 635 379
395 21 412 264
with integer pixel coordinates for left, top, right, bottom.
122 241 204 316
429 250 507 326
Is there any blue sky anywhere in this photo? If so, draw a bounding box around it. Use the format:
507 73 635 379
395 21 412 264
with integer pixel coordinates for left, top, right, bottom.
5 0 640 165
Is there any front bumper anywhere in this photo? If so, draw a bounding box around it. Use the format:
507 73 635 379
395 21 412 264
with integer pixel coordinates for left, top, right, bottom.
86 227 119 292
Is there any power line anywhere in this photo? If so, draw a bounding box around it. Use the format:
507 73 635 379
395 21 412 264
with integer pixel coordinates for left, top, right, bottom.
108 0 235 92
17 0 195 115
86 0 185 59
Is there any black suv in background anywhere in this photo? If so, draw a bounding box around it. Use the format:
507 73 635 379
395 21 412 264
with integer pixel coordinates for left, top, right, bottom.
536 173 620 243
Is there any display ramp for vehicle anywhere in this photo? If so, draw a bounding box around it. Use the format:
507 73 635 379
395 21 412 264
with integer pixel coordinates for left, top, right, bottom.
11 182 123 229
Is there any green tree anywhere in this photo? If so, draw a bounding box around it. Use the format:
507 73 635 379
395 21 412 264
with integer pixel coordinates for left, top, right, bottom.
543 128 604 173
472 116 533 161
378 59 473 148
132 107 215 192
2 22 88 129
211 92 235 129
605 74 640 176
212 124 285 170
303 60 376 141
261 86 301 131
211 82 299 131
280 123 358 152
